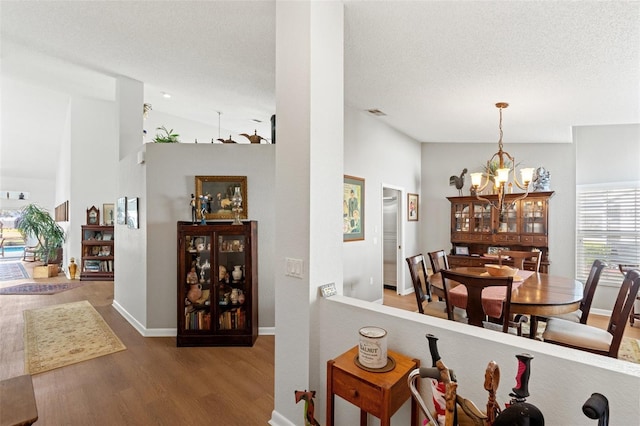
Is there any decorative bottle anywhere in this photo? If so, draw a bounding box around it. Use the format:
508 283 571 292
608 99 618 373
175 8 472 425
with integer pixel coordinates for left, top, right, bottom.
68 257 77 280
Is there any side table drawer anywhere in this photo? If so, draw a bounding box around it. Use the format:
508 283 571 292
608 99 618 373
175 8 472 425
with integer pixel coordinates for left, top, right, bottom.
332 368 383 417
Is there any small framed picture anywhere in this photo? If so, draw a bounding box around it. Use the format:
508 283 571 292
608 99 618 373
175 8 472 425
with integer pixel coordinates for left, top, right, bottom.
126 197 139 229
103 203 115 225
455 246 470 256
343 175 365 241
116 197 127 225
407 193 419 221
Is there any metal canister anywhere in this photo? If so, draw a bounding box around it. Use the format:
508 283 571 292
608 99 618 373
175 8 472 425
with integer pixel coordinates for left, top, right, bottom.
358 326 388 369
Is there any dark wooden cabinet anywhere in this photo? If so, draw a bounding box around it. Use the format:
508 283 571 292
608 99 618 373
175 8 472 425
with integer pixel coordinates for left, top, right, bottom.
447 192 554 273
176 220 258 347
80 225 114 281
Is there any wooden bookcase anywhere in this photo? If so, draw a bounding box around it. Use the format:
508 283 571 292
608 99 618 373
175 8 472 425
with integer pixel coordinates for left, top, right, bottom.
80 225 114 281
176 220 258 347
447 191 554 273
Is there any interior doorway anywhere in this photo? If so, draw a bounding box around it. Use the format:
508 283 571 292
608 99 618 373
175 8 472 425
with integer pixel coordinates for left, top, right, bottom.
382 186 403 295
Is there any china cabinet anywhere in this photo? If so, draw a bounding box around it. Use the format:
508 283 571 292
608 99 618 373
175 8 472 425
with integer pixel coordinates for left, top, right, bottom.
447 192 554 272
176 220 258 347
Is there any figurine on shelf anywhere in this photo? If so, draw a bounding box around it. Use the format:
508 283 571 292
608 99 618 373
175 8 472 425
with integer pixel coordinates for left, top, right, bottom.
186 267 202 304
190 194 196 224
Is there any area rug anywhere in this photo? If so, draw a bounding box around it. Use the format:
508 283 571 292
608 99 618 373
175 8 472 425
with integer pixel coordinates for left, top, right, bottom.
0 262 29 281
0 282 84 295
23 300 126 374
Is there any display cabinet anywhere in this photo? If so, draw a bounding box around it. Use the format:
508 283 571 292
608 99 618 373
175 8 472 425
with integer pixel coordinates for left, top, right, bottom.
447 192 554 273
176 220 258 347
80 225 114 281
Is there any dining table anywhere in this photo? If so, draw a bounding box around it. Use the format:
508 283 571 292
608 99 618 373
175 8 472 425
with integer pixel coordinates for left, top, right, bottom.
428 267 584 338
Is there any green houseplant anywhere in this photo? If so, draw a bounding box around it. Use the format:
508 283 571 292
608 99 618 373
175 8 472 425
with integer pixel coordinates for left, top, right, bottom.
15 203 66 264
153 126 180 143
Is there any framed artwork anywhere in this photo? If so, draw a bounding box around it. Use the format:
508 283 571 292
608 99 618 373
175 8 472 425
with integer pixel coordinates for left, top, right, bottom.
116 197 126 225
103 203 115 225
343 175 364 241
407 193 419 221
455 246 470 256
86 205 100 225
195 176 248 221
126 197 139 229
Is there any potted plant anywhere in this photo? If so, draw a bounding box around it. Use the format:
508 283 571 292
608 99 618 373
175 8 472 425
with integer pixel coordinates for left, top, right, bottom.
153 126 180 143
15 203 66 265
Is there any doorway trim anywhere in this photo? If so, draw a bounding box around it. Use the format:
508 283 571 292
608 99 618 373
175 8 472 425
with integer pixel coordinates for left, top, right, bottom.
381 183 405 295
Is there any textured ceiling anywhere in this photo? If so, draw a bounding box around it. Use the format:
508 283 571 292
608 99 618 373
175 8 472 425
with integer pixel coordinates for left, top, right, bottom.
1 1 639 180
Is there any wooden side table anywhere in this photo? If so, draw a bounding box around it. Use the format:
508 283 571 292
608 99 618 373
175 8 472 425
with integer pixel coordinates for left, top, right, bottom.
326 346 419 426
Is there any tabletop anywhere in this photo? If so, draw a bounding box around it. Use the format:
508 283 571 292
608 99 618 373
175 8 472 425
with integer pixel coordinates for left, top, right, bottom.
430 267 584 317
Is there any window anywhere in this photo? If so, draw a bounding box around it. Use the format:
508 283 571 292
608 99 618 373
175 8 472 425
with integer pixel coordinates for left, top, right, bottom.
576 182 640 286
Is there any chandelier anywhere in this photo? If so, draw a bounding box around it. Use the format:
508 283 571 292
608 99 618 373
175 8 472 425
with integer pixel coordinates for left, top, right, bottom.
469 103 535 213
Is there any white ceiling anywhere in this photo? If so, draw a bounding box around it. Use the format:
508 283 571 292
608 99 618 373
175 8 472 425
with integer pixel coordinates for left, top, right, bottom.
1 1 639 181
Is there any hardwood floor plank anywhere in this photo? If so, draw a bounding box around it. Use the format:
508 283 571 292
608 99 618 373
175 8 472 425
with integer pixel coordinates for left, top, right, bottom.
0 261 274 425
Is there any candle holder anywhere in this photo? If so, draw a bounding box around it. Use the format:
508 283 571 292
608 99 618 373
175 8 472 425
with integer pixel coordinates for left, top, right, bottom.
231 187 243 225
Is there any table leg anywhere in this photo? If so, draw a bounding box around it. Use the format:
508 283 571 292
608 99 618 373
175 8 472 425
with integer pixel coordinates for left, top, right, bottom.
327 360 335 426
360 409 367 425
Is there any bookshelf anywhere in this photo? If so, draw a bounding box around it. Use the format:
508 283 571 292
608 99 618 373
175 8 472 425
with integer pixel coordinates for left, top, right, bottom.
80 225 114 281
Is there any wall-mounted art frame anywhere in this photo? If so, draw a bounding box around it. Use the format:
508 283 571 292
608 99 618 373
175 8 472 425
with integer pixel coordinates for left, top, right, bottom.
343 175 364 241
55 200 69 222
103 203 115 225
126 197 138 229
407 193 419 221
195 176 248 221
116 197 126 225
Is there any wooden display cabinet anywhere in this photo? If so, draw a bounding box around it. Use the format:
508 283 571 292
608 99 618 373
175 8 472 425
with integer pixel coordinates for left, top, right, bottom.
176 220 258 347
80 225 114 281
447 191 554 273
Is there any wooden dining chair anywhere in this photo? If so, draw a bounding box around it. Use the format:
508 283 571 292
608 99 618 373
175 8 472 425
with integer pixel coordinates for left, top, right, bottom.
542 269 640 358
427 250 449 300
440 269 516 333
406 254 433 312
619 263 640 326
498 250 542 272
537 259 607 326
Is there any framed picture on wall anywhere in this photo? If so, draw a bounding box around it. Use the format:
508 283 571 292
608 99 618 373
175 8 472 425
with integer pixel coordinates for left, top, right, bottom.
343 175 364 242
195 175 248 220
103 203 115 225
116 197 126 225
126 197 138 229
407 193 419 221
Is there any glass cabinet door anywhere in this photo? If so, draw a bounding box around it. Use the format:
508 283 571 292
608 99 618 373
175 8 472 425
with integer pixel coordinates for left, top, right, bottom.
522 199 546 234
453 203 470 232
497 203 518 233
473 202 492 233
216 233 248 331
183 234 213 331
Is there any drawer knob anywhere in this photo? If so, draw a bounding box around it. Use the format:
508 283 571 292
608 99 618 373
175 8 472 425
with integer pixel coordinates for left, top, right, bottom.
349 389 358 398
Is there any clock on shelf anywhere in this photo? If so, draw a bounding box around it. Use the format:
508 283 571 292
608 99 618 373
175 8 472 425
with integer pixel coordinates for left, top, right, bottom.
87 205 100 225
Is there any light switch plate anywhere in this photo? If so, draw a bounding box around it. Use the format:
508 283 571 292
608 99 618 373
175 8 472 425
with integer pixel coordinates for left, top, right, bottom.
285 257 304 279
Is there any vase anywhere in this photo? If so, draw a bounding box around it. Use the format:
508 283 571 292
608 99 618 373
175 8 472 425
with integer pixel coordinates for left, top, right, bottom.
232 265 243 281
187 283 203 303
68 257 77 280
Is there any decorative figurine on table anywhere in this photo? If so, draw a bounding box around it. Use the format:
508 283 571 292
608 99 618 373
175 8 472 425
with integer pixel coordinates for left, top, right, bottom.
190 194 197 224
294 390 320 426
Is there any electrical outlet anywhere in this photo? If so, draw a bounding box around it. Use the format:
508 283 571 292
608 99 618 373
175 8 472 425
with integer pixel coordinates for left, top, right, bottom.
285 257 304 279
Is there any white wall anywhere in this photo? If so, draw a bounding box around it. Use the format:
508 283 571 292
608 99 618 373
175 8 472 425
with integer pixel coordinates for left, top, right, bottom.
343 106 422 301
315 296 640 426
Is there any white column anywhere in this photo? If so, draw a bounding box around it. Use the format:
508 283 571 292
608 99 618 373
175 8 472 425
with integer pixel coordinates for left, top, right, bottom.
272 1 344 424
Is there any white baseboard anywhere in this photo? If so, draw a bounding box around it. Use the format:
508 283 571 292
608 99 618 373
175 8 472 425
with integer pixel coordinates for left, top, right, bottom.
268 410 296 426
112 300 275 337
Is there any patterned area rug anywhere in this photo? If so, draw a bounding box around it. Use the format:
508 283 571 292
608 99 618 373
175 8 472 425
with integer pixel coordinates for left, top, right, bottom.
0 282 84 295
24 300 126 374
0 262 29 281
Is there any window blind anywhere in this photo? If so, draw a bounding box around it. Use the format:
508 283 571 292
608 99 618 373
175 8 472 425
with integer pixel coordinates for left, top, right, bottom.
576 182 640 286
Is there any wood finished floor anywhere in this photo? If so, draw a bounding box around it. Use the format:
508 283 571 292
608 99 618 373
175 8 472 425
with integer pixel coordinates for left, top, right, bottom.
382 288 640 341
0 261 274 426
